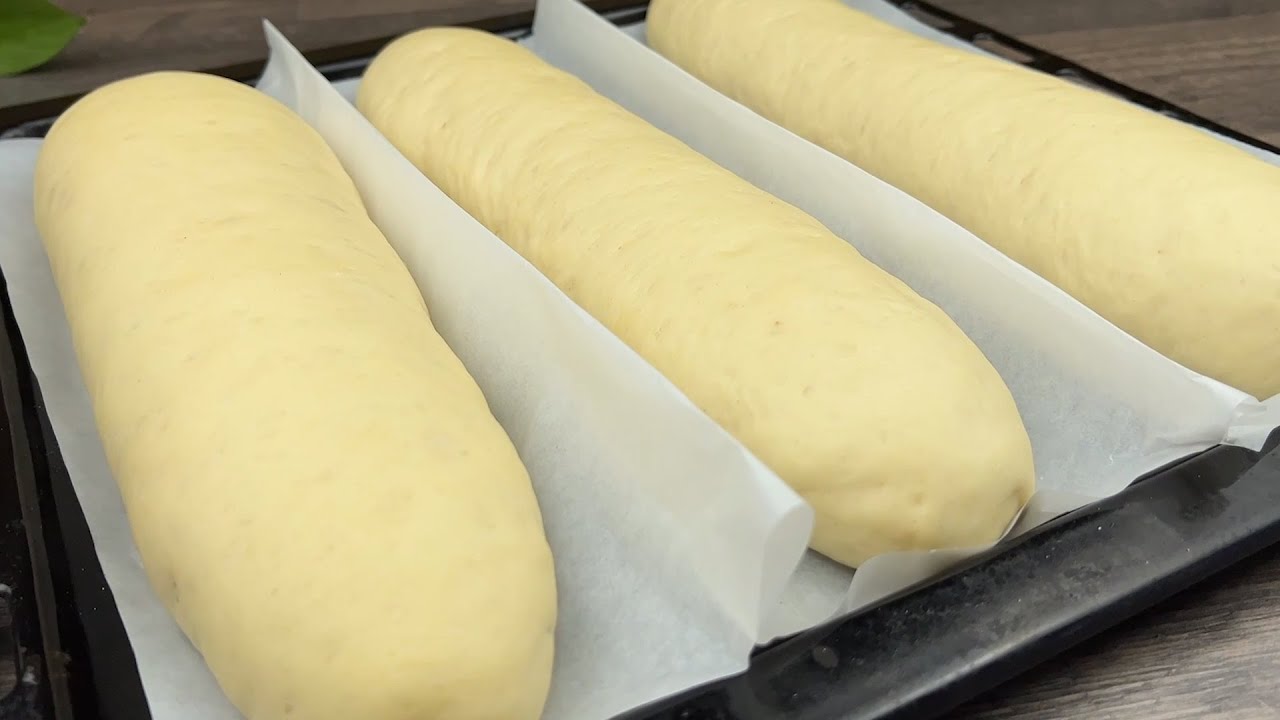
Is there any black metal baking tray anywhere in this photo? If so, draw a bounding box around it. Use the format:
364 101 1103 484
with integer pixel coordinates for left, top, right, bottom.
3 2 1279 719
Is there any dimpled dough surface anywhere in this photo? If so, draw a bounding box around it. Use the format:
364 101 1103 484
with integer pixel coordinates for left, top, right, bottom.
33 71 556 720
356 28 1035 567
648 0 1280 400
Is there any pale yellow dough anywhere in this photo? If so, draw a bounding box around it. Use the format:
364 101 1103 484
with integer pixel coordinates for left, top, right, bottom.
34 71 555 720
648 0 1280 399
357 28 1034 567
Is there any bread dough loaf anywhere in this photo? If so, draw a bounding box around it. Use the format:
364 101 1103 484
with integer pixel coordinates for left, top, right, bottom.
357 28 1034 567
648 0 1280 400
34 71 555 720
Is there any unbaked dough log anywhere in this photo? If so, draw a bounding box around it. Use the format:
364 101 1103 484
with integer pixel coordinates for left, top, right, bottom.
648 0 1280 399
356 28 1034 567
34 71 555 720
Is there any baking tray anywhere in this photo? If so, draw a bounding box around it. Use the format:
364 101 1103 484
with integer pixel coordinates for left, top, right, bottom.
3 2 1279 719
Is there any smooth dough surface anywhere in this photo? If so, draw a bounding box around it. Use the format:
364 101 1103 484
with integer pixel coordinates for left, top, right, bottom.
34 71 555 720
648 0 1280 399
357 28 1035 567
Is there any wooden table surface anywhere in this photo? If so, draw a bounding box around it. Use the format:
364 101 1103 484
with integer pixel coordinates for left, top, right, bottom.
3 1 1280 719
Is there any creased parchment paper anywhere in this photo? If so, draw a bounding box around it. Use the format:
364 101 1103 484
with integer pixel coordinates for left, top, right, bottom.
523 0 1279 603
0 1 1276 718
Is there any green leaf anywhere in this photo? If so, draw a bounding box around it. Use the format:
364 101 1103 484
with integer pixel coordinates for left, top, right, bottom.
0 0 86 77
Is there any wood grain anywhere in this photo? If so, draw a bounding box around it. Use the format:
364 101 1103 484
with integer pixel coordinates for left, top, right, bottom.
2 1 1279 719
940 0 1280 145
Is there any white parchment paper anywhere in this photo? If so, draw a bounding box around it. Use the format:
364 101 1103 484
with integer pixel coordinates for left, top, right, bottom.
0 1 1276 718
